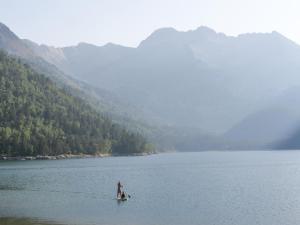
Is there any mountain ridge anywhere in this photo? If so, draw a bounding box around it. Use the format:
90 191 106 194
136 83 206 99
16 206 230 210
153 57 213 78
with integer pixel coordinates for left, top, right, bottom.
16 23 300 134
0 22 161 142
2 21 300 150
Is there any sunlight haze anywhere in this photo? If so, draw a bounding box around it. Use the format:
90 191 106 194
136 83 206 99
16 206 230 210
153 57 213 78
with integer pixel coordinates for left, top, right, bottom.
0 0 299 47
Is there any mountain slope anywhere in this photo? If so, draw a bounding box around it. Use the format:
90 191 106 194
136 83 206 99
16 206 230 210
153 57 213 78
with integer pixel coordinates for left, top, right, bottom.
276 129 300 150
224 87 300 149
0 23 35 58
0 22 158 134
0 51 152 156
225 108 300 149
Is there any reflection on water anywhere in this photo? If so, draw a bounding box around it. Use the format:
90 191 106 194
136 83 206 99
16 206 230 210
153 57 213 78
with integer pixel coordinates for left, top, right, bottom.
0 185 24 191
0 217 66 225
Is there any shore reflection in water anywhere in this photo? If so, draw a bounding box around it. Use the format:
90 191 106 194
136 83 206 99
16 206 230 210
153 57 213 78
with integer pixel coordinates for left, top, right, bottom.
0 218 68 225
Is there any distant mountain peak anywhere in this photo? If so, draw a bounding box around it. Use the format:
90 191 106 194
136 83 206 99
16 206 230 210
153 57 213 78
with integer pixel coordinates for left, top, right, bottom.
103 42 122 48
0 22 10 30
145 27 180 41
237 31 283 38
77 42 95 47
194 26 217 34
235 30 300 49
0 22 36 58
0 22 19 41
270 30 294 42
139 26 225 48
271 30 281 35
138 27 182 48
151 27 178 35
69 42 128 51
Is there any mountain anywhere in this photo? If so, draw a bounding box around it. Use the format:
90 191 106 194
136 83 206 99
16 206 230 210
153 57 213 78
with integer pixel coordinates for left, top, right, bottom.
0 23 35 58
277 128 300 150
0 22 176 153
3 22 300 150
225 108 300 149
0 51 153 156
28 26 300 135
0 22 158 134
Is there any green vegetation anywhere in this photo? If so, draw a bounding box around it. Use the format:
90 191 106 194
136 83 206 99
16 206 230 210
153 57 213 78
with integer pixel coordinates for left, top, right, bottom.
0 51 153 156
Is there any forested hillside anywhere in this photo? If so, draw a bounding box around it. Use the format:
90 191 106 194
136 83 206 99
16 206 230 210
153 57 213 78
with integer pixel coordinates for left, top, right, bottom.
0 51 153 156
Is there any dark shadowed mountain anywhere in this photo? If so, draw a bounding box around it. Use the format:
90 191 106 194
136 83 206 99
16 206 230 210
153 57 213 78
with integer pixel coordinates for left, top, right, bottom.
277 128 300 150
225 108 300 149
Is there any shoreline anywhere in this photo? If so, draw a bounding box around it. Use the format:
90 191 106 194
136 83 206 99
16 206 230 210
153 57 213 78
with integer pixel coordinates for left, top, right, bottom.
0 217 64 225
0 152 155 161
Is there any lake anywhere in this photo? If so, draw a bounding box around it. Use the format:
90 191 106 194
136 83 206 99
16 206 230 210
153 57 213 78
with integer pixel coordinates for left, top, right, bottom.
1 151 300 225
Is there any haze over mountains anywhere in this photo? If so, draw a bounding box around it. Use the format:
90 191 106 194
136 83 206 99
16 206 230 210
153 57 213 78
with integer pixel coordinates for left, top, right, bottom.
1 21 300 150
0 22 152 126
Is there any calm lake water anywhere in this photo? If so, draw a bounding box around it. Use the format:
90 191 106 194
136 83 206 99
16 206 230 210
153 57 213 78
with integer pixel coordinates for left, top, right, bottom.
1 151 300 225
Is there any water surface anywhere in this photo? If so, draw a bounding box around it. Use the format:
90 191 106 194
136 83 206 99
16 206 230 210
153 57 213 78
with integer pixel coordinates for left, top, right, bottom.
1 151 300 225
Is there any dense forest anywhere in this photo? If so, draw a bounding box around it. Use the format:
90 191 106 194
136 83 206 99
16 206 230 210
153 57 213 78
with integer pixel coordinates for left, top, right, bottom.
0 51 153 156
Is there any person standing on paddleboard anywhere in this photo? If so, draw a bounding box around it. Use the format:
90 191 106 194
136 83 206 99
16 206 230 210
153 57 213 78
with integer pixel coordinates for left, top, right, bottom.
117 181 123 198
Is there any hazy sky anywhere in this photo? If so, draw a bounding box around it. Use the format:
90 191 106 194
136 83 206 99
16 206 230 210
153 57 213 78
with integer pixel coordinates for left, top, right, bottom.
1 0 299 47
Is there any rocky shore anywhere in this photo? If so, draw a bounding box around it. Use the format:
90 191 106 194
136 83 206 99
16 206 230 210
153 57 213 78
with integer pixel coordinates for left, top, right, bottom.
0 152 154 161
0 153 111 161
